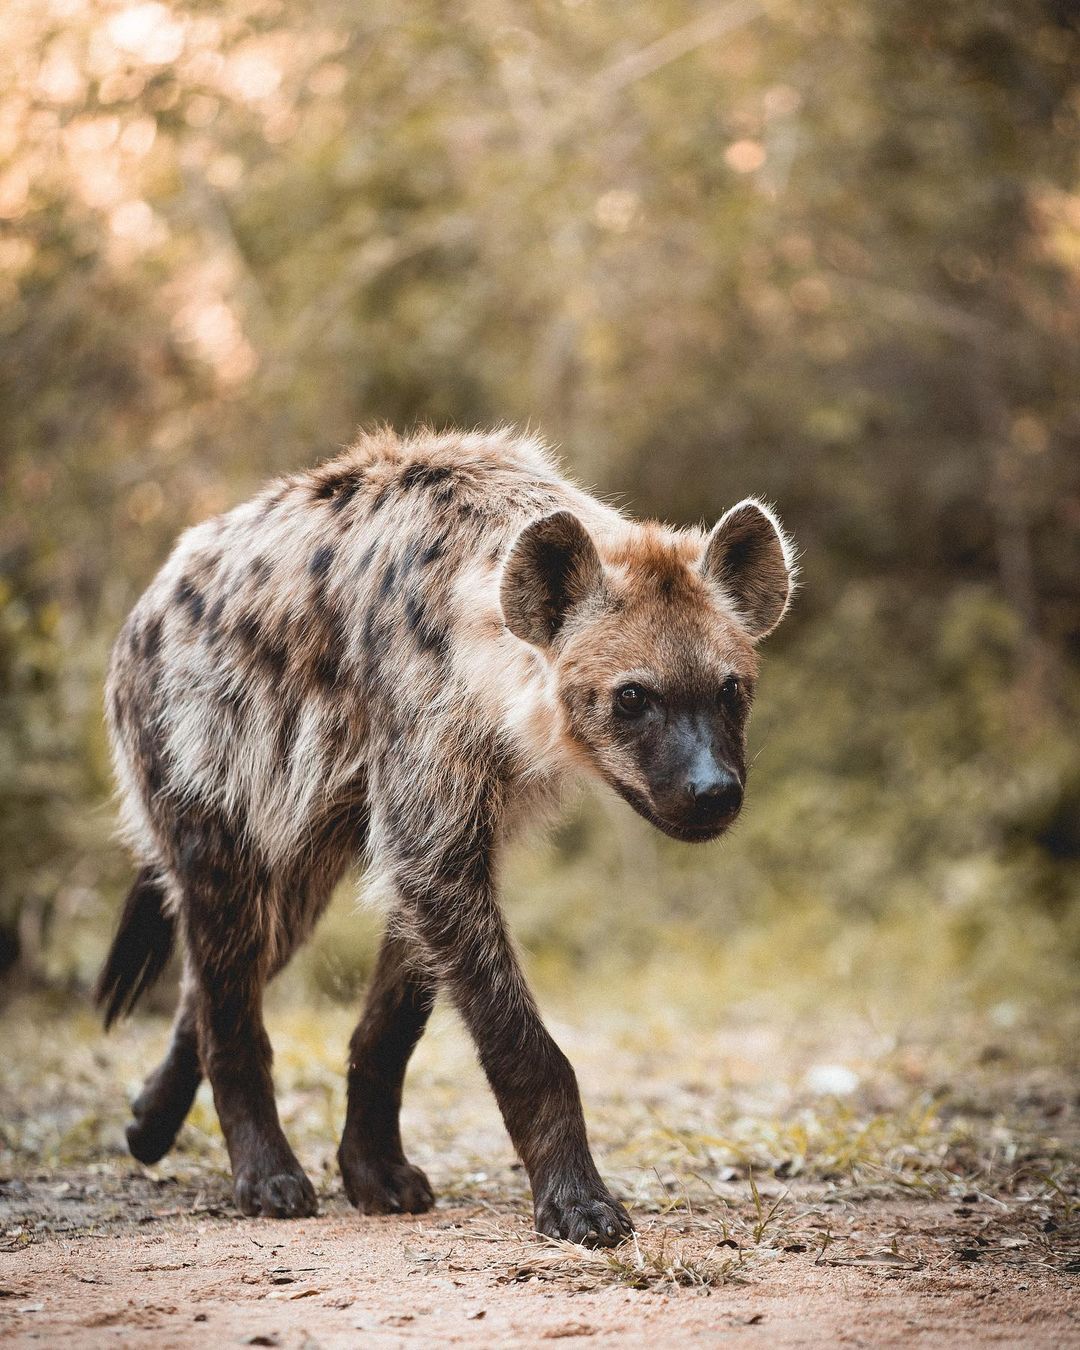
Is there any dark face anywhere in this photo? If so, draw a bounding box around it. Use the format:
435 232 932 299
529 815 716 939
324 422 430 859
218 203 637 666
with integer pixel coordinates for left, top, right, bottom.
600 670 752 842
500 502 793 843
554 597 761 844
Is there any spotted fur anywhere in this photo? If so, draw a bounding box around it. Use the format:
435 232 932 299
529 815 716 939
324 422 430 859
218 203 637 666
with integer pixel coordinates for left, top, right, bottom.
98 425 795 1244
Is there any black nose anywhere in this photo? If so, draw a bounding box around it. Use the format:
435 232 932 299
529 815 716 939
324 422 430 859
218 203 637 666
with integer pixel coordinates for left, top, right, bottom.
687 769 743 821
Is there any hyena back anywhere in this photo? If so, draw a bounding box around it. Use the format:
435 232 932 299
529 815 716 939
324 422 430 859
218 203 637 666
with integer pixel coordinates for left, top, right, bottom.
98 426 795 1245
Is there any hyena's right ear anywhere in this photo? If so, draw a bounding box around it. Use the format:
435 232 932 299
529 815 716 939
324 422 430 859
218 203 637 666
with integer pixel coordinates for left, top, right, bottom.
701 498 796 639
500 511 604 647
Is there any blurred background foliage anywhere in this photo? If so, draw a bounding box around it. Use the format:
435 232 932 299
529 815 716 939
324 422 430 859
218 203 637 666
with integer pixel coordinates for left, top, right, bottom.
1 0 1078 1015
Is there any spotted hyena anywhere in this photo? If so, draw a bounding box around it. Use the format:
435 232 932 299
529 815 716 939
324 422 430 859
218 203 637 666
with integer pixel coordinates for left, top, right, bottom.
97 426 795 1246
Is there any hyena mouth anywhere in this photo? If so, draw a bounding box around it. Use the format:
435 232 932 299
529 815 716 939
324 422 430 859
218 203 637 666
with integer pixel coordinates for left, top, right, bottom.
610 780 737 844
659 816 735 843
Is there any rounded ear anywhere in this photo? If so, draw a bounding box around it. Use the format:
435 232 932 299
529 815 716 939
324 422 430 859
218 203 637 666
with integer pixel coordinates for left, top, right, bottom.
701 499 796 639
500 511 603 648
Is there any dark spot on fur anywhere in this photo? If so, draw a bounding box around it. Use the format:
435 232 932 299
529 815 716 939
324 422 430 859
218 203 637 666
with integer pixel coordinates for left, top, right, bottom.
234 612 261 650
312 467 364 513
259 649 287 680
399 537 423 575
314 652 342 691
421 622 450 662
359 608 391 683
379 559 398 600
404 592 424 633
330 479 361 514
175 577 204 625
143 615 164 659
361 607 381 652
137 723 166 798
312 609 348 691
234 612 288 679
404 591 449 662
400 462 454 491
310 544 335 579
250 557 272 586
262 634 289 680
420 536 445 567
371 483 394 512
205 596 226 643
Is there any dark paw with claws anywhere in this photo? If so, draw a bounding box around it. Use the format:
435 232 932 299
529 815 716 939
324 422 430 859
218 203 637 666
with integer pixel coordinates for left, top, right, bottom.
234 1166 318 1218
534 1182 633 1248
340 1154 435 1215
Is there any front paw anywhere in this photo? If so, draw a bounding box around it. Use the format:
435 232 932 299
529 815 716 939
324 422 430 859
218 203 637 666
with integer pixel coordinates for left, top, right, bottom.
339 1152 435 1215
234 1165 318 1219
534 1180 633 1248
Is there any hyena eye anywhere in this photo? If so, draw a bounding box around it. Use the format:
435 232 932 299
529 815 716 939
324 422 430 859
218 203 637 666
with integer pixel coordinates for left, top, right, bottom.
615 683 650 717
719 676 741 707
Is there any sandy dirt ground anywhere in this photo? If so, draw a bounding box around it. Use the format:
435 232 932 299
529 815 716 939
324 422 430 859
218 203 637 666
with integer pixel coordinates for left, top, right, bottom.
2 1182 1079 1348
2 996 1078 1346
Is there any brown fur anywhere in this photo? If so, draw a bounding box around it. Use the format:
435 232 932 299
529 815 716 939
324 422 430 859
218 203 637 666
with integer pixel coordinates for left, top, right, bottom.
97 426 795 1244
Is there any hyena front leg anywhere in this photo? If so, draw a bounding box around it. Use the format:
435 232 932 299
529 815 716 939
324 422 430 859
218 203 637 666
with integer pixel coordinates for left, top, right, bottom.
338 927 437 1214
382 794 632 1247
126 964 202 1164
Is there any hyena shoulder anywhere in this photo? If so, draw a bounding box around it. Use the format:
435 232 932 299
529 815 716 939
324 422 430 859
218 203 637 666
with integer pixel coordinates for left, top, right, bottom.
104 428 600 863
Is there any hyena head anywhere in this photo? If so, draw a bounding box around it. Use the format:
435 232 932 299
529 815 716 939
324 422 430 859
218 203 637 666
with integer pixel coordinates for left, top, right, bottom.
501 501 796 842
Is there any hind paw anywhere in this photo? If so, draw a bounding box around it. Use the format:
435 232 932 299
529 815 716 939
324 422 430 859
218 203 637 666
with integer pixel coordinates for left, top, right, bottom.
126 1112 182 1166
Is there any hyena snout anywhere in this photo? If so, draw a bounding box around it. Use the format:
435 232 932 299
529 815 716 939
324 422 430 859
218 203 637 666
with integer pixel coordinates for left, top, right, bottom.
648 732 745 839
657 764 743 838
684 765 743 826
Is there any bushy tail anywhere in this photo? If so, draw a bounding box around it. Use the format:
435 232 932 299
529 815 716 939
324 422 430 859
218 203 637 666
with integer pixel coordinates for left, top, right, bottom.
94 867 175 1028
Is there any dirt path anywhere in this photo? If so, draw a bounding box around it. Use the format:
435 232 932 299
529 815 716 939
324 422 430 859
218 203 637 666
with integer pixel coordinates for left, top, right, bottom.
2 1181 1078 1348
2 997 1078 1345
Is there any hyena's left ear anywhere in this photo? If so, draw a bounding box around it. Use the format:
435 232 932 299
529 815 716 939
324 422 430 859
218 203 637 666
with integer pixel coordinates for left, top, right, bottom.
501 510 604 647
701 499 796 639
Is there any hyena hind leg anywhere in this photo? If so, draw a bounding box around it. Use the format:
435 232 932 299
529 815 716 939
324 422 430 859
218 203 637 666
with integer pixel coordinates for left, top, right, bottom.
126 968 202 1165
173 851 318 1219
338 925 437 1214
